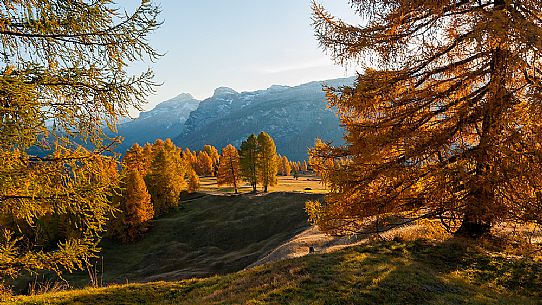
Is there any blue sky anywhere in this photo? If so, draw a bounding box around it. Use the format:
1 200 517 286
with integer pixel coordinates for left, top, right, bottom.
127 1 359 112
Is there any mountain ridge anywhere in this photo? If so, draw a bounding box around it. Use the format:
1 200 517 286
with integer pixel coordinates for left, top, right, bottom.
174 76 355 160
108 76 355 160
110 93 200 152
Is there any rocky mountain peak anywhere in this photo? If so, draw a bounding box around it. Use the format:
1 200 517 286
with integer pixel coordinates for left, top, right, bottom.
175 93 195 101
213 87 238 97
267 85 290 92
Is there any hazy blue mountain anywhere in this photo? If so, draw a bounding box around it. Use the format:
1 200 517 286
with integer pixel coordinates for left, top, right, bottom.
110 93 200 152
174 77 355 161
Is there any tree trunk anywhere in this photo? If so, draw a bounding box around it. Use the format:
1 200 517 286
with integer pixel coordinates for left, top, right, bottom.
454 217 491 238
230 159 238 194
456 4 506 237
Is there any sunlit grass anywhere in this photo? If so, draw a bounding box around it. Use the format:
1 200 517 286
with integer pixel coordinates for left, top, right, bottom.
4 240 541 304
199 175 329 194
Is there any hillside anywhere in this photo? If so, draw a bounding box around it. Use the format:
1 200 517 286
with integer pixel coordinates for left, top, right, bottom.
32 192 321 289
5 239 542 305
175 77 354 161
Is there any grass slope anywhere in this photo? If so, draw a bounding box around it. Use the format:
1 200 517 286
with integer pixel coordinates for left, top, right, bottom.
5 240 541 304
61 192 322 286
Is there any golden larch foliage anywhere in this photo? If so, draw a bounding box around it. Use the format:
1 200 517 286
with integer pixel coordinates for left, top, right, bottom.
257 132 279 193
0 0 160 280
217 144 242 193
279 155 291 176
145 139 187 216
110 168 153 242
196 151 214 177
309 0 542 237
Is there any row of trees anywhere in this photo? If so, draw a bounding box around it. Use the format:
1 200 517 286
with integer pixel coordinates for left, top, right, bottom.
216 132 280 193
108 139 198 242
277 156 309 177
183 145 220 177
110 133 294 240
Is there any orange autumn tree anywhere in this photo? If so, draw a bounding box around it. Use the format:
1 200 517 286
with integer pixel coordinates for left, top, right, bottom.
145 139 187 216
110 168 154 242
279 155 291 176
123 143 150 176
108 143 154 242
301 161 308 173
204 144 220 175
0 0 159 281
182 148 200 193
308 0 542 237
196 151 213 177
217 144 242 193
257 132 279 193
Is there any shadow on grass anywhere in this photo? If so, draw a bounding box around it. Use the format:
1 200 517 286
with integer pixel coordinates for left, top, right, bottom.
9 239 542 305
64 192 322 286
200 239 542 305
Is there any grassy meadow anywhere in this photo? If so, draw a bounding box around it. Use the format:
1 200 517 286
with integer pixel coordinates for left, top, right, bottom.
199 175 329 194
12 191 322 291
4 240 542 305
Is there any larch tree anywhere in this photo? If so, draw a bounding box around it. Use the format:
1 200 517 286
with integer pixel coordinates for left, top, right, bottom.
182 148 200 192
0 0 159 281
280 155 291 176
217 144 242 194
203 144 220 175
123 144 150 176
257 132 279 193
302 161 308 173
145 139 186 216
109 168 153 242
291 161 300 174
240 134 259 193
143 143 154 163
183 147 197 169
186 168 200 193
196 151 213 177
308 0 542 237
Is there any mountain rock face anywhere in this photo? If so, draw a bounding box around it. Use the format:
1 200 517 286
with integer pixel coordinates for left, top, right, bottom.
175 77 355 161
112 93 200 152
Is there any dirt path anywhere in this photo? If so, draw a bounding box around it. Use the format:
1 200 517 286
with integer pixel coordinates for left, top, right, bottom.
248 224 420 268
